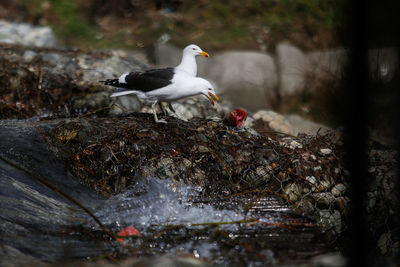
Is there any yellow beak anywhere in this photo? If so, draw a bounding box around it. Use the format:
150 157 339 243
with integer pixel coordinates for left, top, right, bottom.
208 92 220 105
200 51 209 58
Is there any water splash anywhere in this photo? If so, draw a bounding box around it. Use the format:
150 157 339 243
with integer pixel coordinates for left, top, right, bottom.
93 177 244 231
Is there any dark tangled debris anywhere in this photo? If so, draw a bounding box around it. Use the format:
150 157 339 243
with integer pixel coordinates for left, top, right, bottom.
0 43 142 119
49 113 348 217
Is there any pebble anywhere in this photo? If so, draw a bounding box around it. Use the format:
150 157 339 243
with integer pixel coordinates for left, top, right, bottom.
313 192 336 206
284 183 301 202
335 197 349 212
197 145 209 153
22 50 38 63
306 175 317 185
318 209 342 235
331 183 346 196
320 148 332 155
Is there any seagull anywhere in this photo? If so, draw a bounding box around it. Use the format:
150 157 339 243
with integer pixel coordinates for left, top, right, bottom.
175 44 209 76
101 69 219 123
101 44 215 123
157 44 209 115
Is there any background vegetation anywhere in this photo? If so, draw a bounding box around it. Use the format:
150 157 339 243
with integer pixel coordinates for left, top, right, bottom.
3 0 343 51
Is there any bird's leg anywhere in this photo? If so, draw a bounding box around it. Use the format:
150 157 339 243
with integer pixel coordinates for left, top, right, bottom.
168 102 176 113
168 102 187 122
158 102 169 116
152 101 167 124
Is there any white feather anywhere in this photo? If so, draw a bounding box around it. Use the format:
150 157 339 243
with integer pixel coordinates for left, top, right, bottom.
118 72 129 84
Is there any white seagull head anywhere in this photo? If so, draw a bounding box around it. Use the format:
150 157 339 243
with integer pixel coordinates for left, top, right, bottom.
195 78 220 106
184 44 209 58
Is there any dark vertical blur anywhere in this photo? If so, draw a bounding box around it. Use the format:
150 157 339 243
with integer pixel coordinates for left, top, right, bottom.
342 1 369 265
342 1 400 265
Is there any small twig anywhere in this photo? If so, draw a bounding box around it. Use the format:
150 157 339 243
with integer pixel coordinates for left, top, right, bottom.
106 144 119 162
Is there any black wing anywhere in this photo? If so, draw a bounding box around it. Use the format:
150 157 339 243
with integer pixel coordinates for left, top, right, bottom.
101 67 175 92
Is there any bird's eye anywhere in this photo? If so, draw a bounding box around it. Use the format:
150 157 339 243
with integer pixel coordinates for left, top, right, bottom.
208 88 212 91
192 48 196 50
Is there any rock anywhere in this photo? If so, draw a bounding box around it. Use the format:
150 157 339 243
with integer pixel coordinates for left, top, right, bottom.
284 183 301 202
279 137 303 150
22 50 38 63
331 183 346 196
154 42 182 67
318 209 342 236
252 110 294 135
297 199 315 213
109 95 142 115
285 114 330 136
335 197 349 213
72 92 110 113
316 180 332 192
42 52 78 73
306 175 317 186
276 42 306 96
312 192 336 206
320 148 332 155
0 19 57 47
367 191 377 210
199 50 278 111
311 253 347 267
197 145 210 153
0 43 146 119
377 233 391 255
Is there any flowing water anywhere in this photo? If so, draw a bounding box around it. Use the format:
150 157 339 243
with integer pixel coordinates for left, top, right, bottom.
0 120 333 266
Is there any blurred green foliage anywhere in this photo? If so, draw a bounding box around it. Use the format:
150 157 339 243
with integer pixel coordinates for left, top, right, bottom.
16 0 342 50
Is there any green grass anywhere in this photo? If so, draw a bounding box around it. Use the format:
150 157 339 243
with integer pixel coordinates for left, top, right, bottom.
17 0 343 51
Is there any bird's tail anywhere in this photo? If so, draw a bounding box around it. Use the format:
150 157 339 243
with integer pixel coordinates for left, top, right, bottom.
100 79 121 87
